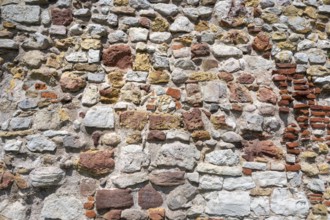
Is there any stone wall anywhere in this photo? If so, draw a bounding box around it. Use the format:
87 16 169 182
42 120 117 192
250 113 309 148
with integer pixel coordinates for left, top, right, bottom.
0 0 330 219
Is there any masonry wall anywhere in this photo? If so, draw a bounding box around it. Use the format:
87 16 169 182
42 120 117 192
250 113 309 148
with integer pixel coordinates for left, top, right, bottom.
0 0 330 219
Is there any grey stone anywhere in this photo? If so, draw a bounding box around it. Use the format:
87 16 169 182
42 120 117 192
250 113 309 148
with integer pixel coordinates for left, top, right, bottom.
107 14 119 26
166 130 190 142
129 28 149 42
4 140 22 152
220 58 242 73
153 3 178 16
204 191 250 216
0 39 18 49
111 172 148 188
198 6 213 17
171 69 188 84
82 84 99 106
174 59 197 70
84 106 115 128
251 197 270 216
65 52 88 63
288 17 311 33
121 17 139 26
270 188 309 217
43 130 69 137
154 142 200 171
294 52 309 64
22 50 45 68
243 162 267 170
33 109 60 130
152 55 169 69
49 25 67 35
126 70 148 82
117 145 150 173
187 194 206 217
199 174 223 190
1 5 40 24
150 32 172 44
129 0 151 9
205 149 239 166
121 209 148 220
260 0 275 8
41 194 84 220
69 24 84 35
18 99 38 110
87 72 105 83
26 134 57 152
56 0 72 7
212 44 243 58
297 39 316 51
86 24 107 37
201 81 226 103
243 55 274 72
41 10 51 25
223 176 256 190
170 16 194 33
319 5 330 14
307 179 325 192
63 135 83 149
10 117 32 130
221 131 242 143
196 163 242 176
0 200 27 220
182 7 199 21
214 0 231 19
307 49 327 64
30 167 65 187
263 117 281 132
108 30 128 43
252 171 287 187
240 113 264 132
22 33 50 50
166 183 197 210
73 8 91 17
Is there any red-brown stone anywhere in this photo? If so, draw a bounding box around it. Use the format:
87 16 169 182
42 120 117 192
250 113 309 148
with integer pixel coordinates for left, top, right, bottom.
218 72 234 82
148 208 165 220
147 130 166 141
138 184 163 209
228 82 253 103
149 171 185 186
191 43 210 57
252 32 271 51
0 171 15 189
242 140 283 161
166 87 181 100
237 73 255 84
149 113 181 130
103 210 122 220
182 108 204 131
51 8 73 26
102 45 132 69
78 150 115 176
96 189 133 210
257 87 277 104
85 210 96 218
120 111 149 130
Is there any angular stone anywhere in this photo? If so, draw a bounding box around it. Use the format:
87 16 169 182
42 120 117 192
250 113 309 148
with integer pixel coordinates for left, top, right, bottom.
228 82 252 103
149 114 181 130
41 194 83 220
21 50 45 69
103 210 122 220
126 70 148 82
51 8 73 26
204 191 250 217
147 130 166 141
95 189 133 210
138 184 163 209
117 145 149 173
102 45 132 69
77 150 115 176
201 81 227 102
251 197 270 216
257 87 277 104
307 179 325 192
60 72 86 92
18 99 38 110
80 178 98 197
240 113 264 132
199 174 223 190
148 208 165 220
150 32 171 44
212 44 242 58
155 142 199 171
205 149 239 166
270 188 309 216
82 84 99 106
129 27 149 42
242 140 283 161
65 52 88 63
182 108 204 131
112 172 148 188
26 134 56 152
252 171 287 187
166 183 197 210
169 16 194 33
166 130 190 142
10 117 32 130
0 199 27 220
4 140 22 152
153 3 178 16
223 176 256 190
191 43 210 57
148 70 170 84
149 170 185 186
252 32 271 51
288 17 312 33
29 167 65 187
1 5 40 24
243 162 267 170
0 39 18 49
120 111 149 130
196 163 242 176
84 106 115 129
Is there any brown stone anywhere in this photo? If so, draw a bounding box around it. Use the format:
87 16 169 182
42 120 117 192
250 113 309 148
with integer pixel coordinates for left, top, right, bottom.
228 82 253 103
77 150 115 176
218 72 234 82
41 91 58 99
60 72 86 92
149 114 181 130
0 171 14 189
138 184 163 209
95 189 133 210
84 201 94 210
186 83 202 106
257 87 277 104
191 130 211 141
85 210 96 218
252 32 271 52
191 43 210 57
147 130 166 141
149 170 185 186
242 140 283 161
120 111 149 130
103 210 122 220
182 108 204 131
102 45 132 69
148 208 165 220
148 71 170 84
166 87 181 100
210 115 227 129
202 59 218 71
80 178 98 196
51 8 73 26
108 70 125 88
99 88 120 104
237 73 255 84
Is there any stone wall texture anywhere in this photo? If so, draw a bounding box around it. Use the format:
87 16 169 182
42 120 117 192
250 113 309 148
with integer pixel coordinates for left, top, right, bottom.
0 0 330 219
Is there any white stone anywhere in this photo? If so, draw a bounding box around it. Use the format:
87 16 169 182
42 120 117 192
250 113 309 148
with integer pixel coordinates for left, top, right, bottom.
88 49 100 63
204 191 250 216
65 52 88 63
212 44 243 58
251 196 270 216
205 149 239 166
30 167 65 187
196 163 242 176
223 176 256 190
270 188 310 217
252 171 287 187
49 25 67 35
153 3 179 16
220 58 242 72
126 70 149 82
26 134 57 152
82 84 99 106
201 81 226 102
129 27 149 42
166 183 197 210
307 179 325 192
214 0 231 19
170 16 194 33
150 32 172 44
166 130 190 142
0 199 27 220
111 172 148 188
41 194 84 220
4 140 22 152
1 5 40 24
243 162 267 170
84 106 115 128
0 39 18 49
117 145 150 173
199 174 223 190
